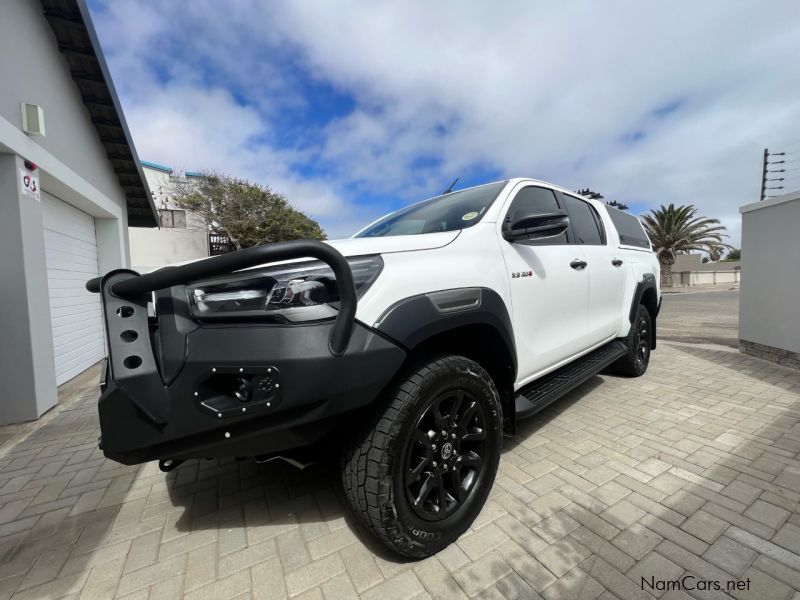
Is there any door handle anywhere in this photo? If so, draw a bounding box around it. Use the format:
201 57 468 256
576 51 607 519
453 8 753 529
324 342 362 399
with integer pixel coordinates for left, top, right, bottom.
612 258 623 267
570 259 588 270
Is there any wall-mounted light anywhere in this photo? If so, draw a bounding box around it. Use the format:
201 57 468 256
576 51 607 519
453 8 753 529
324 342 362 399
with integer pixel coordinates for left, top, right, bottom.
21 103 46 136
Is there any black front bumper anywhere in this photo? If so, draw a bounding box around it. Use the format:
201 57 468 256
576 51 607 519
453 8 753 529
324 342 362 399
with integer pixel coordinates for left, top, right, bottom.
92 242 406 465
99 317 405 465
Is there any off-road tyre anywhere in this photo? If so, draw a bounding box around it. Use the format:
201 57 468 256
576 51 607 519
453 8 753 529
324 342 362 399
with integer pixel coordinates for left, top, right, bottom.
611 303 652 377
341 354 503 558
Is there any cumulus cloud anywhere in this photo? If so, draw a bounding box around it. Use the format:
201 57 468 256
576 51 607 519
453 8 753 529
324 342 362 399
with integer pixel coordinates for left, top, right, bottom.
90 0 800 243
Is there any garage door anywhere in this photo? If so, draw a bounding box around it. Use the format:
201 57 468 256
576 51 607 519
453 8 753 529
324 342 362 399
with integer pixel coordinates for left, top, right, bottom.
42 192 105 385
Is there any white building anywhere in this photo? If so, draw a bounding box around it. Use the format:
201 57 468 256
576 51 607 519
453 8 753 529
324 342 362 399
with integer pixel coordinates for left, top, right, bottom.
0 0 158 424
738 190 800 369
128 161 210 271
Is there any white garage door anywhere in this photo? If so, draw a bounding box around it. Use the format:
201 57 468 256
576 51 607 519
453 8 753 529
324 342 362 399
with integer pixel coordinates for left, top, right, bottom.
42 192 105 385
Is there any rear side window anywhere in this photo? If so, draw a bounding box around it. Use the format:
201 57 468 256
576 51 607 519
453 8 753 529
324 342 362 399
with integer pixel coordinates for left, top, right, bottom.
506 187 567 245
562 195 604 245
606 207 651 249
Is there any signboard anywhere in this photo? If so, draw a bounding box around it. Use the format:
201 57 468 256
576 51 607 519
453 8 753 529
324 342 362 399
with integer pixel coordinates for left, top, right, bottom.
20 168 40 202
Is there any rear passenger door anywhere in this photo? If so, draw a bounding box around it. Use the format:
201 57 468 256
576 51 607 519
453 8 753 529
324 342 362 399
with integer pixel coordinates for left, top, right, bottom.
498 184 589 384
561 194 625 344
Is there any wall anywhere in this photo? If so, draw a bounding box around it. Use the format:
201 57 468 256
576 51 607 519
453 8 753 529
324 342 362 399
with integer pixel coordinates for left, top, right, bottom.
739 191 800 360
0 0 127 207
674 269 740 286
0 0 134 422
129 167 209 269
0 154 58 421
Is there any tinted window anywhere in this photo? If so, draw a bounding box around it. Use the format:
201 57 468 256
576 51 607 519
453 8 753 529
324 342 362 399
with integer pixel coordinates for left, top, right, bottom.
606 207 651 248
505 187 567 245
356 181 507 237
563 195 604 245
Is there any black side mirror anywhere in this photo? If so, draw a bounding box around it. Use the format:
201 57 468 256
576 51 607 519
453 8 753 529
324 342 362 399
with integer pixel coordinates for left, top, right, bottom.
502 210 570 242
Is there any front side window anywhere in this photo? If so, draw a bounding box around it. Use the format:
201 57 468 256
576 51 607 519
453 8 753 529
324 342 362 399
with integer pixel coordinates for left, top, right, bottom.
505 186 568 245
562 195 604 245
356 181 507 238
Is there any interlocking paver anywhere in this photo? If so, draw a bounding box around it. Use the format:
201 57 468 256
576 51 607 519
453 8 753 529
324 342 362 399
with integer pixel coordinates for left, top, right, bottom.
703 535 757 576
0 344 798 598
612 523 663 561
626 552 683 598
772 523 800 555
680 510 729 543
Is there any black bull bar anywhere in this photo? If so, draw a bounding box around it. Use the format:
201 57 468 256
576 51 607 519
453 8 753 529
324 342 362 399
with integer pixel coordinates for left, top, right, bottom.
87 240 358 426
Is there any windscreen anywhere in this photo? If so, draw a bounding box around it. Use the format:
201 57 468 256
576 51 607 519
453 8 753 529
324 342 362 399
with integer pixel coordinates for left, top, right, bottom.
356 181 508 237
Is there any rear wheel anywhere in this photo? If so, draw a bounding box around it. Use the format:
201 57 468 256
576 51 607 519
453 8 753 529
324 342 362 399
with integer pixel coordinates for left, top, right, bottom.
342 354 503 558
611 304 652 376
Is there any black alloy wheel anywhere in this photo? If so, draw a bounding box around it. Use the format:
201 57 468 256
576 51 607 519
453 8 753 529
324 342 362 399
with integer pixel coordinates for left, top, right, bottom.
635 311 651 369
611 303 653 377
403 388 488 521
342 354 503 558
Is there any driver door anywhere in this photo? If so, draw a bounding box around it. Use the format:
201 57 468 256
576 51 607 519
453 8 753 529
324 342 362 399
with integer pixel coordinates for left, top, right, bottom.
498 184 589 385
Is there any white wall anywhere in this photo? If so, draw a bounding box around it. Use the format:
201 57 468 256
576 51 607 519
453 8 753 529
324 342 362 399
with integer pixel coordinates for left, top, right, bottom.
739 191 800 354
0 0 128 206
0 0 134 422
674 270 740 286
129 166 209 268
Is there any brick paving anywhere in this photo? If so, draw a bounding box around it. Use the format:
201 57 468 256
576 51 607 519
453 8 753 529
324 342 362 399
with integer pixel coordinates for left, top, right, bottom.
0 341 799 599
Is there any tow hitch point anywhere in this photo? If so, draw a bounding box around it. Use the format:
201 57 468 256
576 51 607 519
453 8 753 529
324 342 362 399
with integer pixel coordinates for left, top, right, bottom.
196 366 282 419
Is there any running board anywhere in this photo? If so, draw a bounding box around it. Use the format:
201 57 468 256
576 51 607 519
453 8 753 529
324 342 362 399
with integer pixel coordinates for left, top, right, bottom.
515 340 627 420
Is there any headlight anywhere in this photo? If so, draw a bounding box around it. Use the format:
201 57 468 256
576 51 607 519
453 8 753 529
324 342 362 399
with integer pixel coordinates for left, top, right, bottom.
187 255 383 323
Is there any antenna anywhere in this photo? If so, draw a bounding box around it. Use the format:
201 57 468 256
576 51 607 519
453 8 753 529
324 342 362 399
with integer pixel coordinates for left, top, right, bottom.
443 177 459 194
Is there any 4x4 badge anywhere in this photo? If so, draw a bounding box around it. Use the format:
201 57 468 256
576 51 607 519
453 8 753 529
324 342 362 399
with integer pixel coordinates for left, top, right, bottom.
511 271 533 278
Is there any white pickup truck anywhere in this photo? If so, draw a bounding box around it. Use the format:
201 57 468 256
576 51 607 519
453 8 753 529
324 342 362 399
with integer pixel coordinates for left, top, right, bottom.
89 177 660 558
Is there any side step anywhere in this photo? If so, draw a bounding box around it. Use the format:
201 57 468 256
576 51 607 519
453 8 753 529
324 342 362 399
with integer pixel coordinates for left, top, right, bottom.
515 340 627 420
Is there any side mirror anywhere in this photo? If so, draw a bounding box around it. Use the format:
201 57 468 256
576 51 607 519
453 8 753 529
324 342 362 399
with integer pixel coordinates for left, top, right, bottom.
502 210 570 242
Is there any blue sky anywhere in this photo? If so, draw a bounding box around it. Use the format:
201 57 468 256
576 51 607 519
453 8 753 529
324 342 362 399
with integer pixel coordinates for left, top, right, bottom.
87 1 800 242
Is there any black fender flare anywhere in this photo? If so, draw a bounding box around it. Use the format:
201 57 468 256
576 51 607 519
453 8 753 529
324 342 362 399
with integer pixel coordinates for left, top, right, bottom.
629 273 658 349
374 287 517 381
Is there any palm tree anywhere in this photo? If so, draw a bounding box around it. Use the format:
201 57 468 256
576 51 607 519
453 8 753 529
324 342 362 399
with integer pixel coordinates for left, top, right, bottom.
642 204 730 287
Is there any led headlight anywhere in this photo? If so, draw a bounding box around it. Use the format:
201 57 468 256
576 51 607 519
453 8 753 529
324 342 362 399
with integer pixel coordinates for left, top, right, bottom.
187 255 383 323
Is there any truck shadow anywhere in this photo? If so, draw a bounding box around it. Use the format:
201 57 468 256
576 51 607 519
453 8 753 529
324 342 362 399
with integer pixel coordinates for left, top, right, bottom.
158 375 607 565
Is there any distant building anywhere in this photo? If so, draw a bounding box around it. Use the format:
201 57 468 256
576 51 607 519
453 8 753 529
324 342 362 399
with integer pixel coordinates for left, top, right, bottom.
672 254 703 272
128 161 211 270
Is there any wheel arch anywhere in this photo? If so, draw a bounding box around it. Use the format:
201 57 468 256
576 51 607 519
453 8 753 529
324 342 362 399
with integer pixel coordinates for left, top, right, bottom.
630 273 658 349
374 288 517 433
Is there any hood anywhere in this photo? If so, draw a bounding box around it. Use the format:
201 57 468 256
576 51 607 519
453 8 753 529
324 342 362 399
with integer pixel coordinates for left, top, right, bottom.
325 231 459 257
140 231 459 273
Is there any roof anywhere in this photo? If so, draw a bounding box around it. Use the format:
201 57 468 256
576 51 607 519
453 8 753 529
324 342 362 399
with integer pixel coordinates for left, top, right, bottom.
140 160 174 174
40 0 158 227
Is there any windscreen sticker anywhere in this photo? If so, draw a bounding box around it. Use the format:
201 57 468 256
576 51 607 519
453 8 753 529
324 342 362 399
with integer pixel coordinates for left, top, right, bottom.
462 211 479 221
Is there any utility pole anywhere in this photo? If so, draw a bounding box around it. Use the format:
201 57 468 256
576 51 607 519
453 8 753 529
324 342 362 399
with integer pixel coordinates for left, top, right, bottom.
760 148 786 201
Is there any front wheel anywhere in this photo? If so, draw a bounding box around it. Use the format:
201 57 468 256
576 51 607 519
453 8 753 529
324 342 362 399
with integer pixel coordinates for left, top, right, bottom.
342 354 503 558
611 304 652 376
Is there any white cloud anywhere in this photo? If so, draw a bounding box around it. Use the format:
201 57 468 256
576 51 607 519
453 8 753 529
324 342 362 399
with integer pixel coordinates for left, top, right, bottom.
92 0 800 243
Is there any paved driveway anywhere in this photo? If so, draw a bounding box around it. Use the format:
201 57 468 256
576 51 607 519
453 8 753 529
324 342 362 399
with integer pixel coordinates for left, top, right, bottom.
0 342 799 600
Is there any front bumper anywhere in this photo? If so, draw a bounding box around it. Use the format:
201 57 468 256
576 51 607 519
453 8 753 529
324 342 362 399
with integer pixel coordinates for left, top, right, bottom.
99 318 404 465
92 242 406 465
